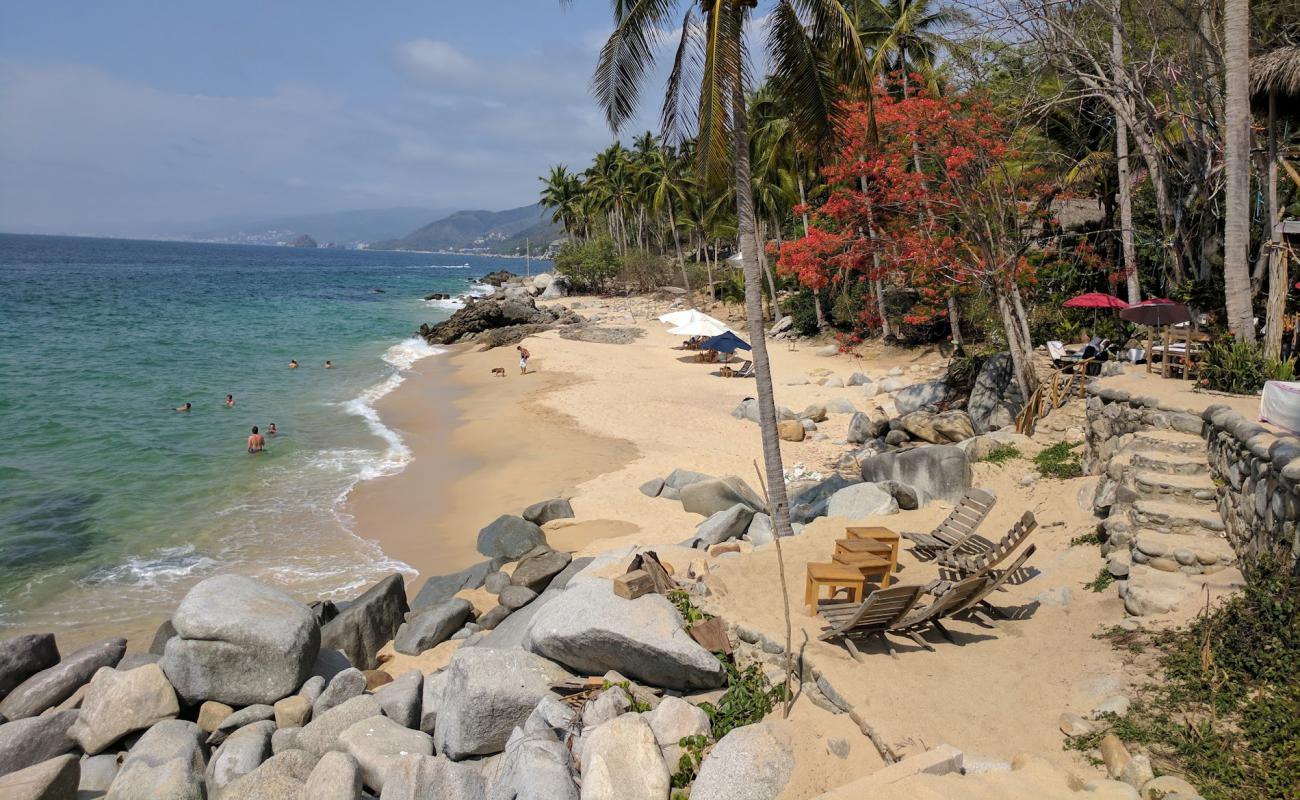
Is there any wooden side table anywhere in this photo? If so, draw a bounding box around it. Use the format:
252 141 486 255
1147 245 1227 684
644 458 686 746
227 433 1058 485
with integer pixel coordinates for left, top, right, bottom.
833 539 893 587
804 562 866 614
845 526 900 579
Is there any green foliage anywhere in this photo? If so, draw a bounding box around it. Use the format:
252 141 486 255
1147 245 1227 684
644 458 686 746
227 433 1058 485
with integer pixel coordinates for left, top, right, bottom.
668 590 710 624
1198 339 1296 395
976 444 1022 464
602 680 653 713
1034 441 1083 479
781 289 823 336
553 236 619 292
1084 567 1114 593
619 248 669 292
1068 531 1104 548
945 349 993 394
1068 559 1300 799
671 735 711 789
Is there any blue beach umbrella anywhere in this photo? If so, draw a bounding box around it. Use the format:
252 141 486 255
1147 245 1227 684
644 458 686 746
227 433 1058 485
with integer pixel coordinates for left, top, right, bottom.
699 331 752 354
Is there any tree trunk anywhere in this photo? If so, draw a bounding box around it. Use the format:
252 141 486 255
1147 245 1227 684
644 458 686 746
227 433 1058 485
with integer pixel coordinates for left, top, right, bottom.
947 295 963 346
668 205 693 308
1112 4 1140 302
733 81 793 541
1264 89 1285 357
1222 0 1254 343
797 171 826 330
995 289 1037 401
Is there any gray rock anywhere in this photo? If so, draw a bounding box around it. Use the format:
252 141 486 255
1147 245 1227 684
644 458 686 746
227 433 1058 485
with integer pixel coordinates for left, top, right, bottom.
647 696 709 769
106 720 205 800
799 403 828 422
476 515 547 560
967 354 1023 434
663 469 713 491
1092 695 1131 718
860 444 971 504
825 483 899 519
745 513 774 545
0 638 126 721
477 589 563 650
313 668 366 718
69 664 179 754
876 480 920 511
116 653 160 672
310 648 352 685
394 599 473 656
548 557 592 591
524 581 724 691
510 549 572 593
216 750 315 800
679 477 765 517
692 504 757 548
301 751 361 800
521 498 574 526
789 475 860 524
161 575 318 706
206 704 274 746
374 669 423 730
411 561 496 610
148 621 177 656
827 737 850 758
0 634 59 702
815 345 839 357
638 478 665 498
298 675 326 705
205 719 275 795
580 686 630 732
434 648 570 760
418 671 447 735
689 722 793 800
0 754 79 800
320 574 408 671
297 694 383 757
497 585 537 611
0 709 78 778
884 429 911 446
336 715 434 793
477 606 512 631
486 726 577 800
269 727 298 755
484 571 510 594
893 380 954 415
78 753 120 795
382 753 485 800
580 714 669 800
731 398 761 424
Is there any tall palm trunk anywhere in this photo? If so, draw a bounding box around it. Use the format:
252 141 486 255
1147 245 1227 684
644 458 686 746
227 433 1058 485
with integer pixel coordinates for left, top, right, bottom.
757 219 779 322
668 205 693 308
1264 89 1285 356
1222 0 1253 343
1111 6 1140 302
733 83 793 541
797 171 826 329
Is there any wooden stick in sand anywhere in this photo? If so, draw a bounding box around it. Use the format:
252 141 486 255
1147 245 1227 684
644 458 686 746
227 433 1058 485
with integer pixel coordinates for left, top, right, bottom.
753 460 794 719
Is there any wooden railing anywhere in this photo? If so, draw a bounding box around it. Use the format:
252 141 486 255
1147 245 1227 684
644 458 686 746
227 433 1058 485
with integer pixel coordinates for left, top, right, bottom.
1015 368 1086 435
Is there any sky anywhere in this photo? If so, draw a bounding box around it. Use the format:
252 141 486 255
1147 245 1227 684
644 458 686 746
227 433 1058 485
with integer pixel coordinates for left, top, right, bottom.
0 1 678 236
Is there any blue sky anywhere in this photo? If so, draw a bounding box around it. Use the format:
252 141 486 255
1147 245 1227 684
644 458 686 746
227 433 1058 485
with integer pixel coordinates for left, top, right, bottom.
0 1 676 235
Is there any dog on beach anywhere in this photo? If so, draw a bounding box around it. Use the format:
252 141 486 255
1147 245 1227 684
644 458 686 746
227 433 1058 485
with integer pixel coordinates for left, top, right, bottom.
491 367 506 377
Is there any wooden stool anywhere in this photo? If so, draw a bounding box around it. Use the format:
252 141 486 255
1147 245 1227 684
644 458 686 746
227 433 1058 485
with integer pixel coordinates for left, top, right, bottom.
833 540 893 587
845 526 900 578
805 562 866 614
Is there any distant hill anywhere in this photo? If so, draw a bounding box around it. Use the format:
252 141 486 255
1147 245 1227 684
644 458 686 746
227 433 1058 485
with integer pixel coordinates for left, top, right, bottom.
184 207 453 246
373 204 563 254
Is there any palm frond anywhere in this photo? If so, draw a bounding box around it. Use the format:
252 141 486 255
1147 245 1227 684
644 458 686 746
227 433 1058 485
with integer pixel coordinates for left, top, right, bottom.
768 0 842 149
592 0 681 133
661 7 699 144
695 0 744 186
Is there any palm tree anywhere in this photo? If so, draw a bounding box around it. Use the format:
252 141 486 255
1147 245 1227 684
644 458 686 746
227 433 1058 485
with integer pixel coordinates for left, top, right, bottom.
643 144 695 303
589 1 866 543
538 165 583 237
1222 0 1254 343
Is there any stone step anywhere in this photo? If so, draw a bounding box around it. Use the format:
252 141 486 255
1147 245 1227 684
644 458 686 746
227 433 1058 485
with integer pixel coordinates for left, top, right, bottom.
1129 499 1225 535
1129 529 1234 574
1130 470 1217 505
1129 450 1209 476
1128 429 1205 456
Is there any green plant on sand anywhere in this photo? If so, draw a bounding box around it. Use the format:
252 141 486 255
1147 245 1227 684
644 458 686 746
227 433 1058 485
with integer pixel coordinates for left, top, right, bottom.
1035 441 1083 479
670 658 789 788
976 444 1021 464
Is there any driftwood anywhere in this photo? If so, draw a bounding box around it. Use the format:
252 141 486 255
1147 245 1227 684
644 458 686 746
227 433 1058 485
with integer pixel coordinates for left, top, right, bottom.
614 570 655 600
627 551 676 595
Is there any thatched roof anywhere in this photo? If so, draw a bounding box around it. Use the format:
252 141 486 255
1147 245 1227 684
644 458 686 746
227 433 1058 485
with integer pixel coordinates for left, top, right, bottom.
1251 46 1300 112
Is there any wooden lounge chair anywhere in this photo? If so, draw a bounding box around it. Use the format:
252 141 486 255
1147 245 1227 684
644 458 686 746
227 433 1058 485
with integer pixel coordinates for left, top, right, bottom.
719 360 753 378
900 489 997 559
886 576 991 652
935 511 1037 581
931 543 1038 626
816 583 925 661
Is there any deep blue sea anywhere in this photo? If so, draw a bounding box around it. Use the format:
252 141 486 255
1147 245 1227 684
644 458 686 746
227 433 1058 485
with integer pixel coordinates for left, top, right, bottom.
0 233 540 637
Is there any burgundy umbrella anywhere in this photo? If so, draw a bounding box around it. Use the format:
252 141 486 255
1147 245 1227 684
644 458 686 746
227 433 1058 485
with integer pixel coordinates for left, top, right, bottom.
1063 292 1129 309
1120 299 1193 327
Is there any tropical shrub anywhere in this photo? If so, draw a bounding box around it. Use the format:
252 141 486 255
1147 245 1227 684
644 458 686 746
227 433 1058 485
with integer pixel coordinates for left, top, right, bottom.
1198 339 1295 395
553 236 619 292
619 248 669 292
781 290 822 336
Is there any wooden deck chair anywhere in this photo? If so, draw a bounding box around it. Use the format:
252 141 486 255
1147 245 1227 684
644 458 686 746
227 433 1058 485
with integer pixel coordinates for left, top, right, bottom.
886 576 991 652
932 543 1038 626
901 488 997 559
935 511 1037 580
719 360 753 378
816 584 925 661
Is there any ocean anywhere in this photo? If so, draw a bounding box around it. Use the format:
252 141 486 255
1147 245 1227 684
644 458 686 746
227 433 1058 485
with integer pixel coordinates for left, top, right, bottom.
0 233 541 638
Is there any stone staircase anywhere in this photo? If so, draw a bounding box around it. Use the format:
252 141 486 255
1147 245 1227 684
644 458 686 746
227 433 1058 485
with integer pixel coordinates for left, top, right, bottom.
1093 429 1235 616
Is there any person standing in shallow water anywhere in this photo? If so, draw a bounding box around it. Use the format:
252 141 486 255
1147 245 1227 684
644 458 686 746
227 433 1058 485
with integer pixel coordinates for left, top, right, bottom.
516 345 530 375
225 394 235 408
247 426 265 454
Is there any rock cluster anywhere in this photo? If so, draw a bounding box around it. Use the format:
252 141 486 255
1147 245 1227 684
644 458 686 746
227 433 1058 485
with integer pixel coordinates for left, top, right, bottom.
418 274 583 346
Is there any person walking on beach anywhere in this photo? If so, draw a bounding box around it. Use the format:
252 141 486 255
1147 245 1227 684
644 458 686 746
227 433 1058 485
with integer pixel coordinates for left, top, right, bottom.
247 426 265 454
225 394 235 408
175 402 191 412
517 345 530 375
289 359 299 369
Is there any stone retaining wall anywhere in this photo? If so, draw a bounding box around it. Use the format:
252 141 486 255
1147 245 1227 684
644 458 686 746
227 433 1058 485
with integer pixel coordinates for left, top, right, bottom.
1082 385 1203 473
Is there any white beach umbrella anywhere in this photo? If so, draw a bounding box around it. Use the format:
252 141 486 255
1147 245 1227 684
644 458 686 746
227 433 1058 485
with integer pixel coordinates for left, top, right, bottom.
668 317 731 337
658 309 698 326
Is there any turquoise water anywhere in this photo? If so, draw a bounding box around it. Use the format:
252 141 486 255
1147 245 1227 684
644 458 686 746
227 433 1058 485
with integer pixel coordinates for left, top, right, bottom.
0 233 540 635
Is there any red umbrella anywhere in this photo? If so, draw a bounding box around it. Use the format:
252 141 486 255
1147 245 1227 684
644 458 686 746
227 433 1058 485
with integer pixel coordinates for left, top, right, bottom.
1063 292 1129 309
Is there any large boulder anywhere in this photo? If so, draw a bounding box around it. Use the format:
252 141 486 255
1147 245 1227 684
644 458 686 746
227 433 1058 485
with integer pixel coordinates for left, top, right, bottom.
106 719 205 800
320 573 408 671
893 380 954 415
690 504 756 549
301 752 362 800
488 725 578 800
680 477 765 517
932 410 976 443
789 475 861 525
205 719 274 796
161 575 319 706
0 709 78 777
825 483 899 519
689 722 794 800
434 647 571 760
336 715 433 793
313 668 365 717
540 275 572 299
510 549 572 593
216 750 315 799
69 664 180 754
524 581 725 690
297 694 383 757
859 445 972 505
477 588 563 650
0 638 126 720
382 753 486 800
899 411 946 444
421 292 558 344
580 714 670 800
0 634 59 702
373 669 423 730
664 469 713 491
967 353 1024 434
412 560 498 610
476 515 547 560
522 498 575 526
648 696 710 768
393 599 473 656
0 754 79 800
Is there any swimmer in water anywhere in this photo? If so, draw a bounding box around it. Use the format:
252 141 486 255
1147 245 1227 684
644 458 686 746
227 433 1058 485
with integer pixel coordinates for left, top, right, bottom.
247 426 265 454
289 359 299 369
324 360 333 369
226 394 235 408
268 423 277 436
175 402 191 412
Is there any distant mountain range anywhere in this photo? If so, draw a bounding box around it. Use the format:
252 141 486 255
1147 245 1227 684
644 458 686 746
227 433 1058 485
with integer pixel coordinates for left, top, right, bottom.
183 207 453 247
372 204 563 255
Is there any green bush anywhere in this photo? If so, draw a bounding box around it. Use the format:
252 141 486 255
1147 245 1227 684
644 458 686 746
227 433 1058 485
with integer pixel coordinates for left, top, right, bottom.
1198 339 1296 395
553 236 619 292
620 248 669 292
1034 441 1083 479
781 290 822 336
976 444 1021 464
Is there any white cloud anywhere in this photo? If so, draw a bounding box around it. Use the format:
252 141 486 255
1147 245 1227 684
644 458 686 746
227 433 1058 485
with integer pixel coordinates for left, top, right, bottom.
393 39 477 83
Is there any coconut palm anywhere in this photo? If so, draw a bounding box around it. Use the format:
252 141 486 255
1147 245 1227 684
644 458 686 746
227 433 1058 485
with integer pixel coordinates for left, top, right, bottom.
538 165 583 237
587 0 866 543
642 143 695 303
1222 0 1254 343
